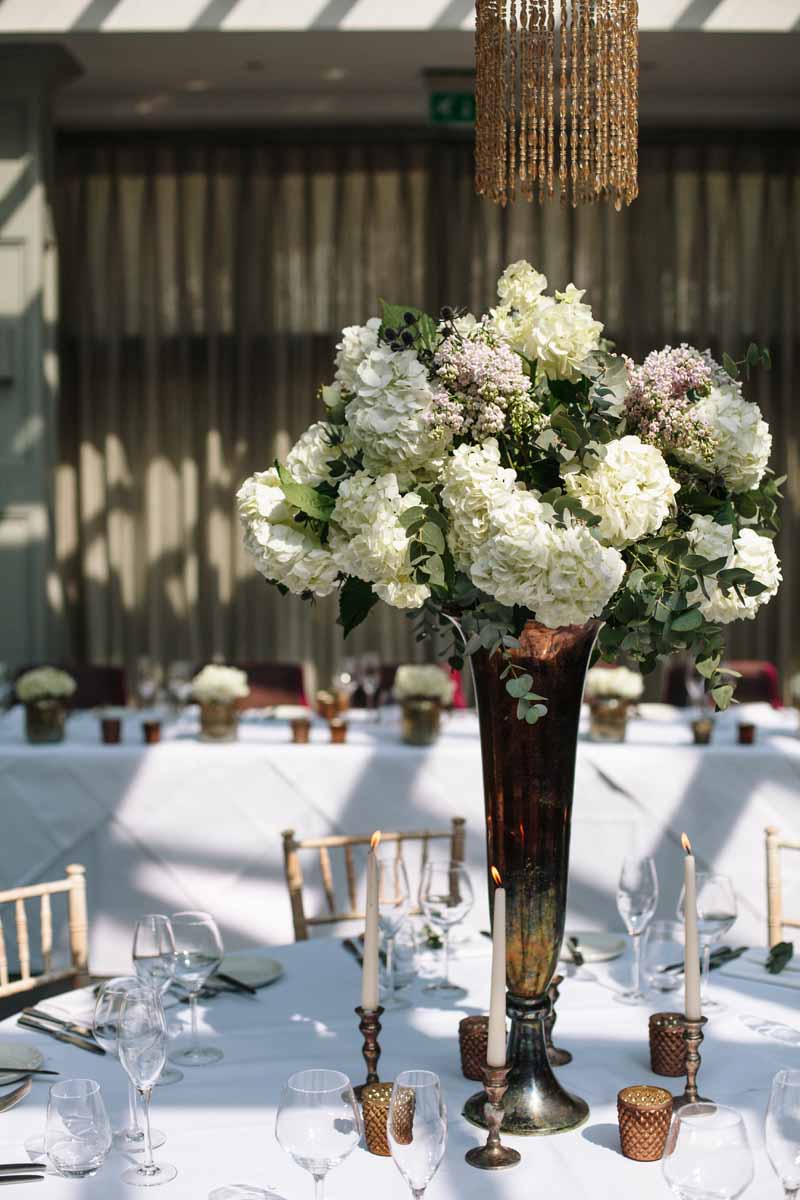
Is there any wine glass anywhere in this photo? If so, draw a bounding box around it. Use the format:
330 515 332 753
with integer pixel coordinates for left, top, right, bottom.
387 1070 447 1200
167 662 193 711
765 1069 800 1198
644 920 685 996
678 872 737 1012
136 657 163 708
275 1069 361 1200
93 977 166 1152
132 914 182 1085
615 855 659 1004
662 1103 754 1199
117 987 178 1187
169 910 224 1066
359 653 382 718
46 1078 112 1179
420 861 474 994
377 854 412 1008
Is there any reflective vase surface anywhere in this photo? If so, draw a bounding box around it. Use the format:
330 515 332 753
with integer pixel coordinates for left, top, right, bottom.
464 619 599 1136
401 699 441 746
588 697 629 742
199 701 238 742
25 700 66 745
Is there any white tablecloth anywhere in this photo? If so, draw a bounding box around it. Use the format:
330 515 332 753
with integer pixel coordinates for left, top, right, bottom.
0 937 794 1198
0 704 798 972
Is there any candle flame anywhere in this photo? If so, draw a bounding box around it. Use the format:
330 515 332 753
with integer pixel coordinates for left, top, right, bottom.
491 866 502 887
681 832 692 855
371 830 382 851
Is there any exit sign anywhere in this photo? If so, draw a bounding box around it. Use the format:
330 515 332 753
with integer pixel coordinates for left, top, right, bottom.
429 91 475 124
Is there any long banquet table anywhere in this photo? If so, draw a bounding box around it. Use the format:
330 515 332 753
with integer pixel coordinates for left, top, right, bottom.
0 936 794 1198
0 703 798 972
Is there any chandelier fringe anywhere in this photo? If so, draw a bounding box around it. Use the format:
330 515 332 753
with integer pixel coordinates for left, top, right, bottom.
475 0 639 207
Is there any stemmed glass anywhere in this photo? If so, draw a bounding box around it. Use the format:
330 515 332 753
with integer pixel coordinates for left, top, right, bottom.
275 1069 361 1200
93 977 165 1151
387 1070 447 1200
662 1103 754 1198
167 662 193 712
678 872 737 1011
359 653 382 718
615 855 659 1004
420 861 474 995
132 914 182 1085
169 910 224 1066
117 987 178 1187
377 854 412 1008
45 1078 112 1179
765 1069 800 1198
136 657 163 708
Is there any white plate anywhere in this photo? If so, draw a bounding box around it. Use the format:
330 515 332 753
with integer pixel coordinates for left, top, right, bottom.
558 932 626 963
219 952 285 989
0 1042 44 1085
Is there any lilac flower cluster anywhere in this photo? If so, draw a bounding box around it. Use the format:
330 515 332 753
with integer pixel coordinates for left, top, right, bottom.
625 344 714 459
429 331 543 441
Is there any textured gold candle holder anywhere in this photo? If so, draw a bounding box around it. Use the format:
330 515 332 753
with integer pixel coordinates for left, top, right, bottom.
617 1085 673 1161
361 1082 415 1155
649 1012 687 1078
545 974 572 1067
691 717 714 746
290 717 311 744
353 1005 383 1101
329 718 348 745
459 1015 489 1081
673 1015 710 1109
464 1065 521 1171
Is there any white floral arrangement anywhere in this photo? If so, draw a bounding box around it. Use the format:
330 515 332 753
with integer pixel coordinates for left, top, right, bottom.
394 665 456 706
191 665 250 705
16 667 77 704
790 673 800 704
238 261 782 722
585 666 644 702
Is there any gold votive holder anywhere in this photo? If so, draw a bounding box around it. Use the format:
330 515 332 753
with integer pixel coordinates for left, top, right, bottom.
649 1012 687 1077
737 722 756 745
459 1015 489 1081
101 717 122 745
142 719 161 745
617 1085 673 1162
362 1082 415 1155
290 717 311 744
316 691 338 721
691 717 714 746
329 718 348 745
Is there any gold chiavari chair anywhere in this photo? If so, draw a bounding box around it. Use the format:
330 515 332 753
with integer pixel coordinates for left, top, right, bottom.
766 827 800 947
281 819 466 941
0 864 89 1000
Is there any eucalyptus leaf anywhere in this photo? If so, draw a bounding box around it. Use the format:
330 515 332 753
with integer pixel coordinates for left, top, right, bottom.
506 674 534 699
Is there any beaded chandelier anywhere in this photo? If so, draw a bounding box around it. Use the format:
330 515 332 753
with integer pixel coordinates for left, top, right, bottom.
474 0 639 208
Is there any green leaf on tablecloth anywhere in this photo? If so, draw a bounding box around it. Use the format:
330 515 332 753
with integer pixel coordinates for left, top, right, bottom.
338 576 378 637
766 941 794 975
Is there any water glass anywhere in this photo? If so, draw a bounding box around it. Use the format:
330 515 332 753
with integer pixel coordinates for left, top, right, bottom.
662 1103 754 1199
46 1078 112 1179
420 861 474 994
388 1070 447 1200
644 920 685 995
615 855 659 1004
117 987 177 1187
377 854 411 1008
678 872 737 1011
275 1068 361 1200
93 976 165 1151
133 914 182 1085
765 1068 800 1198
169 910 224 1066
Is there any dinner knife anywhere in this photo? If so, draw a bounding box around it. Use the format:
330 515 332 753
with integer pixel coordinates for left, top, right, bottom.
17 1016 105 1056
213 972 258 996
0 1177 44 1185
0 1067 59 1077
0 1166 46 1175
22 1009 96 1040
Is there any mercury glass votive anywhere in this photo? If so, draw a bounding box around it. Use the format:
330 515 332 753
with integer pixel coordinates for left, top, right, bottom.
617 1085 673 1161
649 1012 687 1077
25 700 66 745
142 719 161 745
290 717 311 744
459 1015 489 1081
200 701 238 742
101 717 122 745
691 717 714 745
737 722 756 745
329 718 348 744
588 698 629 742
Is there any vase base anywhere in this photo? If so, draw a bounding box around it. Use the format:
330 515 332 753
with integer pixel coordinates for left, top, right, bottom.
463 1085 588 1137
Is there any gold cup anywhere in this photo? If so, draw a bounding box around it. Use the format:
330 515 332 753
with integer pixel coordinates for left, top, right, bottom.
361 1082 414 1156
459 1015 489 1081
617 1085 673 1162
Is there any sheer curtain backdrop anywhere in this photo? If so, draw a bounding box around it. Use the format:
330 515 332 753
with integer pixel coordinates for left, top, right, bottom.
54 132 800 689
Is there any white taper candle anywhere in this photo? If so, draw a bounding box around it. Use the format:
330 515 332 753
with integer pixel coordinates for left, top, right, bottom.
486 868 507 1068
682 833 702 1021
361 831 381 1011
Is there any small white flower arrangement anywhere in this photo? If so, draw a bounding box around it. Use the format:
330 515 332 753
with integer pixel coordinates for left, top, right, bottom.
16 667 77 704
394 664 455 706
585 666 644 702
790 673 800 704
191 665 249 705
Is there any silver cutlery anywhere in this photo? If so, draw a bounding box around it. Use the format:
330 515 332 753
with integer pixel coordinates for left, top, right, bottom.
0 1068 58 1077
17 1017 105 1056
0 1166 46 1175
22 1008 95 1040
0 1078 32 1112
0 1177 44 1185
341 938 363 967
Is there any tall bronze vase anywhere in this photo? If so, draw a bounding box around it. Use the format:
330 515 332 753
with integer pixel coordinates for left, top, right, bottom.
463 619 600 1136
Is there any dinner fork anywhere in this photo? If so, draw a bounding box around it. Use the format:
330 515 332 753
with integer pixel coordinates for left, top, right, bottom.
0 1078 32 1113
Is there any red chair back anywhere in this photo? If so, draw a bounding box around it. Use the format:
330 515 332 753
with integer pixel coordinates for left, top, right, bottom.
723 660 782 708
232 661 307 709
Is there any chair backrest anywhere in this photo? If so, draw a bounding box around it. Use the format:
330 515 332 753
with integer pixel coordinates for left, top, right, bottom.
281 819 467 941
232 661 306 709
725 660 782 708
0 865 89 999
14 664 127 709
766 826 800 947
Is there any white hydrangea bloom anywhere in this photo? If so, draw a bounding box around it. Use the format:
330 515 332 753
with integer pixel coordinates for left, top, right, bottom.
191 664 249 704
439 438 519 568
563 435 679 547
330 471 430 610
16 667 76 703
687 515 781 624
585 665 644 700
237 468 339 597
470 493 625 626
496 260 548 309
334 317 381 392
687 382 771 493
394 664 455 704
344 344 451 481
286 422 338 487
